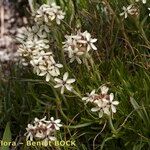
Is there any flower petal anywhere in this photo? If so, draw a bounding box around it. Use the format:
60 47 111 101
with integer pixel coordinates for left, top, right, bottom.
111 105 116 113
109 93 114 102
54 119 61 124
91 38 97 43
61 86 65 94
46 74 51 82
66 79 75 84
39 71 47 76
82 97 88 101
90 89 95 95
103 107 110 115
101 86 109 94
91 107 100 112
54 84 62 88
112 101 119 105
54 78 62 83
76 57 82 64
99 110 103 118
91 43 97 50
65 84 72 91
63 72 68 81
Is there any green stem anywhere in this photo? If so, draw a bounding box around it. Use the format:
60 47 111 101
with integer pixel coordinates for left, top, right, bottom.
47 83 71 122
87 54 101 81
100 137 114 150
72 89 82 99
108 115 117 135
87 53 94 70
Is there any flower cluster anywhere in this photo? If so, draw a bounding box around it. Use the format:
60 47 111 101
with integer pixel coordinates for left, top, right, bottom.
17 3 77 93
25 116 62 141
63 30 97 64
17 25 49 43
120 5 139 19
82 86 119 118
31 51 63 82
17 3 65 82
17 38 49 57
34 3 65 25
17 4 65 43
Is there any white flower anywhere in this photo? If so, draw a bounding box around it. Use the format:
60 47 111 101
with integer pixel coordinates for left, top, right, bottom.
82 89 97 103
120 5 133 19
17 45 36 66
135 0 146 4
16 25 49 43
38 61 63 82
100 85 109 95
35 4 54 24
54 72 75 94
35 130 46 139
31 51 53 63
38 63 61 82
83 85 119 118
91 100 110 118
18 45 34 58
34 3 65 25
81 31 97 51
34 116 47 124
25 124 36 141
25 39 49 51
17 38 50 67
109 93 119 113
63 35 79 52
29 51 62 82
16 27 29 43
63 30 97 64
48 117 62 130
51 3 65 25
120 5 138 19
25 116 62 141
49 57 63 76
69 48 84 64
27 25 48 40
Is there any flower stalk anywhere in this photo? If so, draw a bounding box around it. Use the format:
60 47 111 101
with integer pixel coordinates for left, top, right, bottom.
108 115 118 135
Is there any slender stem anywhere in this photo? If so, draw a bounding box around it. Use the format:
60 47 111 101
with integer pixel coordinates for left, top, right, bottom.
54 29 68 70
87 53 94 70
72 89 82 98
88 54 101 81
108 115 117 135
47 83 71 122
100 137 114 150
84 58 90 71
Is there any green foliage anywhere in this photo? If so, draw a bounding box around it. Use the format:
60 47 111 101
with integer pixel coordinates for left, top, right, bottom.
1 122 12 150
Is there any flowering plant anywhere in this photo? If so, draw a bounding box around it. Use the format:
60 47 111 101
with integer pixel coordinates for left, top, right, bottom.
1 0 149 149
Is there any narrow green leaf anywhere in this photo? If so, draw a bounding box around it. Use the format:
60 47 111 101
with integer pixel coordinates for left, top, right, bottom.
1 122 12 150
66 122 94 129
130 97 148 126
130 97 144 119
